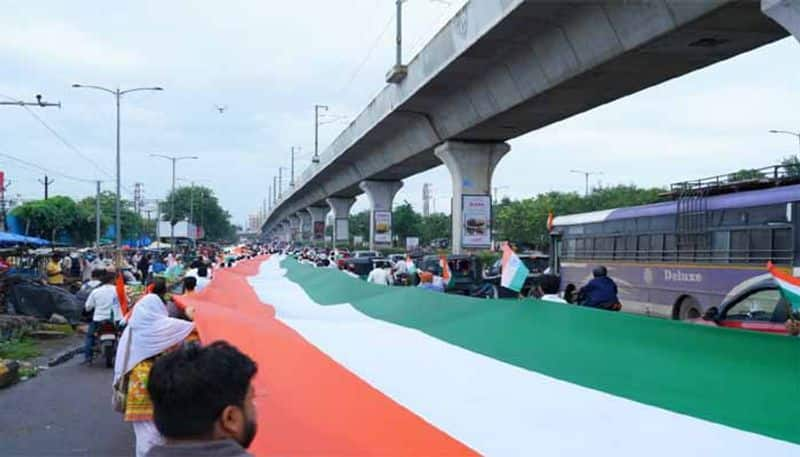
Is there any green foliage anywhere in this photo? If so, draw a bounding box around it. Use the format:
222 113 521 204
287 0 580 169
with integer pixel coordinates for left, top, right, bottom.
476 250 500 268
0 338 41 360
160 186 235 241
419 213 450 244
782 155 800 178
392 201 421 243
348 210 370 241
730 169 764 181
12 192 149 244
495 185 665 250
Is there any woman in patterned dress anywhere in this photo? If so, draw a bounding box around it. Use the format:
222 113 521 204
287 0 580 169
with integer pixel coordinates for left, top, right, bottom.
113 277 195 457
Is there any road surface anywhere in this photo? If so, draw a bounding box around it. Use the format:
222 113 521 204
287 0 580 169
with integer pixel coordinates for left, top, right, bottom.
0 348 134 456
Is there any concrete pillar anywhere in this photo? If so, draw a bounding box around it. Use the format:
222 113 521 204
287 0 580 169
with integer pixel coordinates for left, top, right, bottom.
359 180 403 251
763 0 800 42
326 197 355 248
296 211 312 241
434 140 510 254
306 206 329 244
288 215 301 242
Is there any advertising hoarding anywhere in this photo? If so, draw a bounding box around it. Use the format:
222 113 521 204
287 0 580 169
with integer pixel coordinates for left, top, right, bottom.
462 195 492 248
373 211 392 244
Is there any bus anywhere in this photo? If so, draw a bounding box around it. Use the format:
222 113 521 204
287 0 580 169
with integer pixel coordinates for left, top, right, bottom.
549 165 799 320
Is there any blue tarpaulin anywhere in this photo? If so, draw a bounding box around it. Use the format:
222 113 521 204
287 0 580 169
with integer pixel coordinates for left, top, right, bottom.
0 232 50 247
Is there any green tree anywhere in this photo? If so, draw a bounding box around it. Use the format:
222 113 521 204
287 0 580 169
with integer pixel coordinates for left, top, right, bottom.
348 210 370 241
12 196 82 242
419 213 450 244
160 186 236 241
76 191 146 242
392 201 421 244
729 169 764 181
782 155 800 178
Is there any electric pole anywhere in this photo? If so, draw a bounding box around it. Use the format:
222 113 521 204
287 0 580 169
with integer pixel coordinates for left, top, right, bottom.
422 183 431 217
133 182 144 216
290 147 300 188
268 184 272 211
0 179 11 232
278 168 283 198
314 105 328 164
38 175 54 200
570 170 603 197
272 176 278 204
95 181 102 247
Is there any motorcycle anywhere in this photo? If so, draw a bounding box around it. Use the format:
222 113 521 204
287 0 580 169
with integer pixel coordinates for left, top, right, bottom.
92 320 119 368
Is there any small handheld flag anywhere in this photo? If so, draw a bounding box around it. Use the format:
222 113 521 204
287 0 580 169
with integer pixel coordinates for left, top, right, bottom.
116 271 129 316
767 262 800 312
440 255 454 289
501 242 530 293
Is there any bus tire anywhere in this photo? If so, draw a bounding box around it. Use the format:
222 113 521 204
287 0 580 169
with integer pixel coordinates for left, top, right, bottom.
675 296 702 321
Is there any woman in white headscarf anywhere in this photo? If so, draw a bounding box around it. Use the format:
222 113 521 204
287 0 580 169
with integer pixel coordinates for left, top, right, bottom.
113 277 195 457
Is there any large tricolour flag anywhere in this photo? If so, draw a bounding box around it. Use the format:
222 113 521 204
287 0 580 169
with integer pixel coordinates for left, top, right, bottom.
184 256 800 456
500 242 529 292
767 261 800 310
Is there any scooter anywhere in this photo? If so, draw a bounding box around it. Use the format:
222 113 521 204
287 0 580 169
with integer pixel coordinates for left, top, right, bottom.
93 320 119 368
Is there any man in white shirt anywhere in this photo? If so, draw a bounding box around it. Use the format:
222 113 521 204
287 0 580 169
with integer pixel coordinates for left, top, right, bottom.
82 271 123 364
195 266 211 292
366 264 392 286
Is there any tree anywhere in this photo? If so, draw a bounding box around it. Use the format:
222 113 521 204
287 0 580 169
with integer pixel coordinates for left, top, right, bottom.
160 186 236 241
12 196 82 242
729 169 764 181
782 155 800 178
419 213 449 244
76 191 146 242
348 210 370 241
392 201 421 244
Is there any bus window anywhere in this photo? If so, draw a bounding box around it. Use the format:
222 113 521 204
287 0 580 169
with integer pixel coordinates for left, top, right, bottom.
637 235 649 261
625 236 637 260
650 234 664 261
773 228 792 264
712 231 730 263
664 235 676 261
750 229 771 264
731 230 748 263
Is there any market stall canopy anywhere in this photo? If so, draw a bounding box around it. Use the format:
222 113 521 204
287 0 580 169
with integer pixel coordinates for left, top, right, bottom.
0 232 50 247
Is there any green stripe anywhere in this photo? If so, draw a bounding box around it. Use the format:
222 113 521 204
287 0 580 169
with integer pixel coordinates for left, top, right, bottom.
281 258 800 444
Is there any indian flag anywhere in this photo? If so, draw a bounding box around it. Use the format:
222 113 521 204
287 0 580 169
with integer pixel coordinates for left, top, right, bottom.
189 256 800 456
500 242 529 292
768 261 800 310
439 255 454 288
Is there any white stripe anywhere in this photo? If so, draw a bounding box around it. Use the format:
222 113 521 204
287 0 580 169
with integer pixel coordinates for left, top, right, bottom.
552 209 614 226
249 257 798 456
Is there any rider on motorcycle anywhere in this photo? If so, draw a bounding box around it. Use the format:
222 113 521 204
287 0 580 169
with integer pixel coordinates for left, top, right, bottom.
81 270 123 364
578 266 621 311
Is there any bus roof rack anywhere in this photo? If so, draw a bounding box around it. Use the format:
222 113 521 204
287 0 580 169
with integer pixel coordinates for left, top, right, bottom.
663 163 800 199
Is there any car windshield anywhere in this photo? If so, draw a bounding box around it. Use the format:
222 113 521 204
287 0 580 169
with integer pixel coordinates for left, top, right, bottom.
521 256 548 273
725 288 783 321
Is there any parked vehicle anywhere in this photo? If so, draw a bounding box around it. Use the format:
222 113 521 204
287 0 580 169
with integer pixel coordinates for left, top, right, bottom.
353 250 379 259
695 274 795 335
481 252 551 298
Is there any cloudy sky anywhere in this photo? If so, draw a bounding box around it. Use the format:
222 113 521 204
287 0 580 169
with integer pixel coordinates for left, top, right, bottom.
0 1 798 228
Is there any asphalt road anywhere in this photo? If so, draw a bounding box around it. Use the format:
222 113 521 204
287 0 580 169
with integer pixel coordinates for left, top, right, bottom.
0 346 135 456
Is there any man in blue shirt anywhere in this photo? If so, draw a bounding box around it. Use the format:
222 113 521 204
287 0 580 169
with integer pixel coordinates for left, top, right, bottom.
579 266 620 310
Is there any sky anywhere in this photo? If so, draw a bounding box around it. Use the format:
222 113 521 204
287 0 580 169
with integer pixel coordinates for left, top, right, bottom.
0 0 798 229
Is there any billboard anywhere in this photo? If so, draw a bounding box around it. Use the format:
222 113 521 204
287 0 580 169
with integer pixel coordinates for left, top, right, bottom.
373 211 392 244
462 195 491 248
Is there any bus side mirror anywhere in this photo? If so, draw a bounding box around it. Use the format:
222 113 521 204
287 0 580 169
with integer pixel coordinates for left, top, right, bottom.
702 308 718 321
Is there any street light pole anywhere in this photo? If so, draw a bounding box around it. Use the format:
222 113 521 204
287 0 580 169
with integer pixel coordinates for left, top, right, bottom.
73 84 163 249
314 105 328 164
769 129 800 156
570 169 603 197
95 180 102 247
290 147 300 188
150 154 198 250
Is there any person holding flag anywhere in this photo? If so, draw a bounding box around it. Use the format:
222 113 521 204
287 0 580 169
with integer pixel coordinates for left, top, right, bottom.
766 262 800 336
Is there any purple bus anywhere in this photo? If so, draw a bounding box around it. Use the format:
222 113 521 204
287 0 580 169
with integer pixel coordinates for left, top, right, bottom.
549 172 799 320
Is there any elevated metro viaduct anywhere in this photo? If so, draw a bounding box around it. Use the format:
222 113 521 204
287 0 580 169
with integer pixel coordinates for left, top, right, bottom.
263 0 800 252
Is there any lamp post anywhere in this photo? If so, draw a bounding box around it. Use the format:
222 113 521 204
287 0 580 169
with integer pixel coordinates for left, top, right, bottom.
570 169 603 197
72 84 163 248
313 105 328 164
151 154 198 250
768 129 800 155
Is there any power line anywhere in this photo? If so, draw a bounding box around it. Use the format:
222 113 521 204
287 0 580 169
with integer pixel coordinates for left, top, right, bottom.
20 105 113 179
336 13 395 97
0 149 97 184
